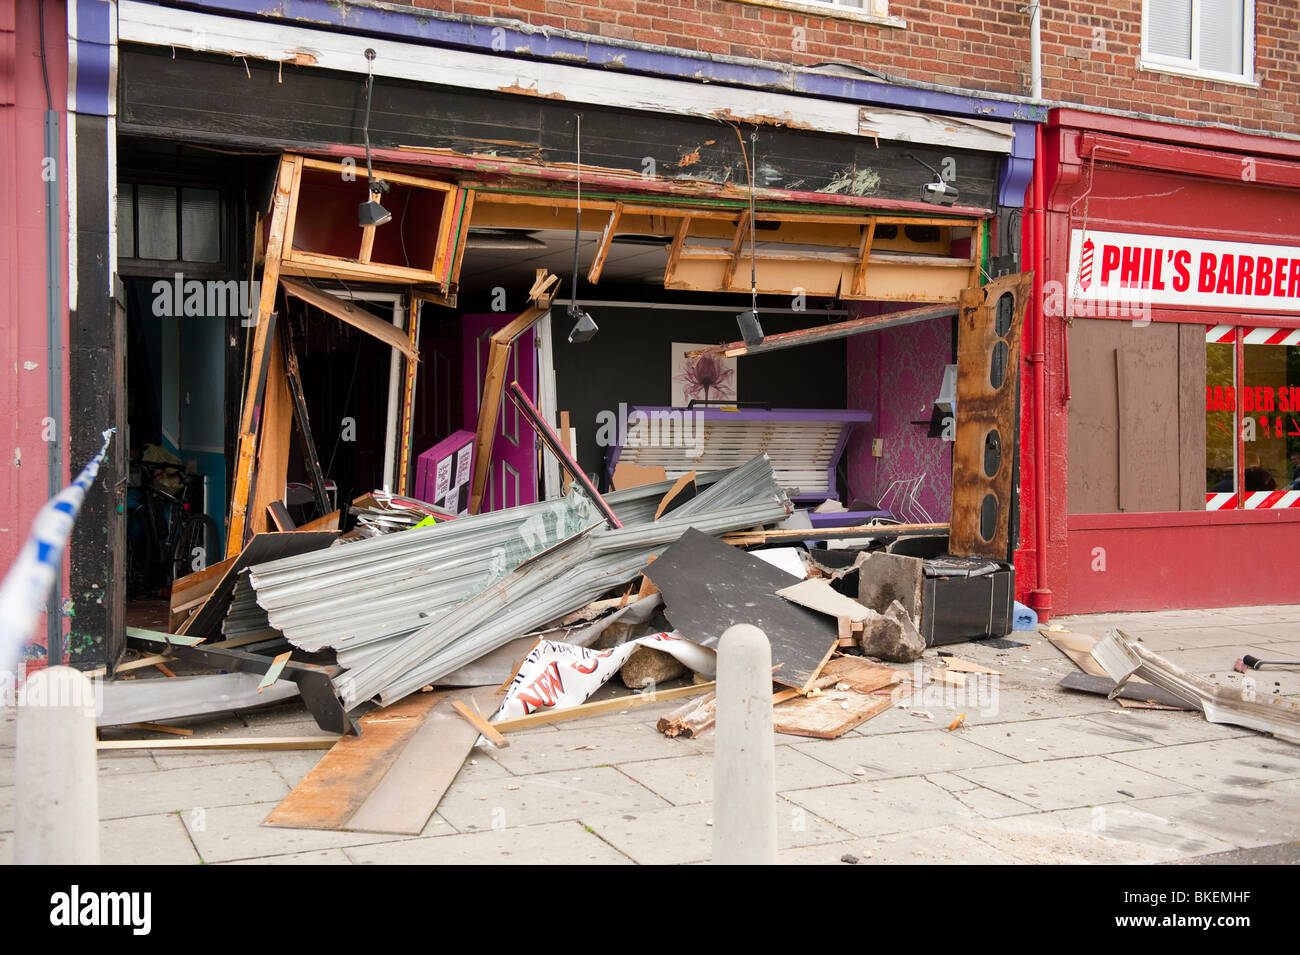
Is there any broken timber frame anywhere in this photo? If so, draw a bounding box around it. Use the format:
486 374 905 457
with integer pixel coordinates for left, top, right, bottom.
467 271 558 514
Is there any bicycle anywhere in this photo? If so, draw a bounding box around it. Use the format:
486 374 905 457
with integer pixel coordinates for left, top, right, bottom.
126 461 221 598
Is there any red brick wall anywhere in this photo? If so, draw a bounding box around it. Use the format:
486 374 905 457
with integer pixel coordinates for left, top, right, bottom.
414 0 1300 136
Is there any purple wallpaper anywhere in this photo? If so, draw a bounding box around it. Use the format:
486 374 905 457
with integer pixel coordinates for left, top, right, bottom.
845 304 953 522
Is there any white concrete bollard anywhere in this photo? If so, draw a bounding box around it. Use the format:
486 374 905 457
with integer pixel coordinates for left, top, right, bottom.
712 623 776 865
15 666 101 864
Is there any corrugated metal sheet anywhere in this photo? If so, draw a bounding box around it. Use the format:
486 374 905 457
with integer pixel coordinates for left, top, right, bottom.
233 455 790 710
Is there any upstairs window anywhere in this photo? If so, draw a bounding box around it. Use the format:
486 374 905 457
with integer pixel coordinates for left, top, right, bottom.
1143 0 1255 85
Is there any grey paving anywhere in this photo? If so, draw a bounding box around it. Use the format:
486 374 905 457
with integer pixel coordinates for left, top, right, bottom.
8 603 1299 864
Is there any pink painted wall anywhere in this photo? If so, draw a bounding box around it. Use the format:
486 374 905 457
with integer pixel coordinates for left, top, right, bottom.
845 305 953 522
0 0 70 665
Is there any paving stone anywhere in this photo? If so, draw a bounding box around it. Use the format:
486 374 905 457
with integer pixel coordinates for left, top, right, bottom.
0 786 12 833
98 760 290 820
615 745 851 805
960 714 1199 762
224 848 355 865
953 754 1192 811
345 821 634 865
944 814 1209 864
924 772 973 791
1081 708 1251 744
100 812 201 865
792 728 1015 779
950 785 1038 818
266 750 327 789
782 776 983 838
435 765 668 832
1105 737 1300 792
778 824 1023 865
183 802 418 863
0 833 9 864
93 755 160 776
582 799 852 865
1050 804 1237 861
487 722 706 775
418 814 457 837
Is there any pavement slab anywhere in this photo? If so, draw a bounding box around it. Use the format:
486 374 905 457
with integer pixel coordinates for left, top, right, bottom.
1105 736 1300 792
487 721 708 775
98 760 289 820
582 799 852 865
183 802 424 864
778 824 1023 865
1121 779 1300 849
782 775 984 838
345 821 635 865
615 745 853 805
433 765 669 832
100 812 202 865
792 728 1016 779
953 754 1194 811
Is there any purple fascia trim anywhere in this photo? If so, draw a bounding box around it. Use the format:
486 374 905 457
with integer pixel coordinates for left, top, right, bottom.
158 0 1048 125
997 123 1037 208
72 0 114 117
808 510 892 527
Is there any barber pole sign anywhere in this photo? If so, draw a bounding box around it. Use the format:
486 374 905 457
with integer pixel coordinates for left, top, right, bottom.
1212 490 1300 509
1070 230 1300 313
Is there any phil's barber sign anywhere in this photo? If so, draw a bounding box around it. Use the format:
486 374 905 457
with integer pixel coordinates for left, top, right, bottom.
1068 229 1300 313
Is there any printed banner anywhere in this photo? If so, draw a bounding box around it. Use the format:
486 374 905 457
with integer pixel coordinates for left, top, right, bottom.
1069 229 1300 313
492 632 715 727
0 429 114 675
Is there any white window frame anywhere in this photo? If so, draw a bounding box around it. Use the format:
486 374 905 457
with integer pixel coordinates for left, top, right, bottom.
730 0 905 29
1140 0 1257 87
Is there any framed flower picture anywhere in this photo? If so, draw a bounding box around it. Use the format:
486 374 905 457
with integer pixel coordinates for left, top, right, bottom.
671 342 738 407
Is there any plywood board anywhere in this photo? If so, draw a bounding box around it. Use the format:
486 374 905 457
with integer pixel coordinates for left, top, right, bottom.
612 462 668 491
644 529 840 691
773 689 893 739
345 688 497 835
938 656 1001 675
263 691 444 831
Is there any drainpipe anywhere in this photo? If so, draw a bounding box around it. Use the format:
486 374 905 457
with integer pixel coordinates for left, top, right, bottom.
1029 124 1051 619
1028 2 1042 99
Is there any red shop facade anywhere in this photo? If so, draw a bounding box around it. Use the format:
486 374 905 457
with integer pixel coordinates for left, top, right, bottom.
1018 108 1300 616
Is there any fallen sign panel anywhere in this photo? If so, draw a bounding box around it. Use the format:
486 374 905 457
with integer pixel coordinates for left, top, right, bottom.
1093 629 1300 743
644 528 839 691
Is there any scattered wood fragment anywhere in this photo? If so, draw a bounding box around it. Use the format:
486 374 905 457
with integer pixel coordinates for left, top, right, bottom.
818 656 904 694
451 700 510 748
931 669 966 688
658 691 718 738
258 651 292 692
938 656 1001 675
947 713 966 731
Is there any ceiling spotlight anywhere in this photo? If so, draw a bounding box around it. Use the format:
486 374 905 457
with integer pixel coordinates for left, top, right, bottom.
736 309 764 346
358 189 391 227
906 152 959 207
567 306 599 344
921 179 959 206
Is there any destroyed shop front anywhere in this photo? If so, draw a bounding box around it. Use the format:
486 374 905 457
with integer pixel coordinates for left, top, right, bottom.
70 21 1037 694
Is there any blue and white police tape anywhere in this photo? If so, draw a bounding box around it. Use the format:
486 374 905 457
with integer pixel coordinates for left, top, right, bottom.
0 429 115 677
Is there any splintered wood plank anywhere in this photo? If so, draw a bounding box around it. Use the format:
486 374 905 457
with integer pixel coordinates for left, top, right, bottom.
939 656 1001 675
817 656 903 694
262 692 444 831
773 689 893 739
346 688 497 835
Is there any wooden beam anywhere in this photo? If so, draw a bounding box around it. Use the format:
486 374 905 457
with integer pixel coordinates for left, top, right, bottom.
301 156 455 193
663 215 692 285
494 681 715 732
446 188 476 289
397 302 422 495
282 329 330 516
227 155 298 558
723 522 949 546
280 277 418 360
358 223 376 265
451 700 510 747
721 210 752 291
97 736 339 752
248 329 294 537
587 201 622 285
687 302 959 360
850 218 876 298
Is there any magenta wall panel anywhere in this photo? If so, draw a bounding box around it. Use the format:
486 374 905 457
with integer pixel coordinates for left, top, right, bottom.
845 305 953 522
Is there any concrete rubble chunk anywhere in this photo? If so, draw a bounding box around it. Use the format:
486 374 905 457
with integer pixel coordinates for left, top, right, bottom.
619 645 687 689
858 599 925 663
